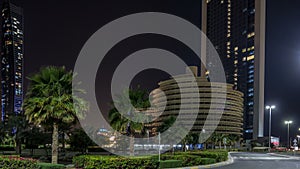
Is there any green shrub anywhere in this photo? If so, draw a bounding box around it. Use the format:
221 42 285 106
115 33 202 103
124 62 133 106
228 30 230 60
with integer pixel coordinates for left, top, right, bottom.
73 151 225 168
159 160 182 168
200 158 216 165
73 155 159 169
37 163 65 169
0 156 39 169
178 151 227 162
160 154 204 167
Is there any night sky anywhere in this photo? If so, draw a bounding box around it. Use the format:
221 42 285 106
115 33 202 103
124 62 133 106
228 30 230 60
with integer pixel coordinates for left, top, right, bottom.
19 0 300 144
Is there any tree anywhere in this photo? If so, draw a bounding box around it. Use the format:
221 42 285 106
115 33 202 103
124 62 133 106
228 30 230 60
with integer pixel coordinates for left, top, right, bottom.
211 133 225 149
23 66 88 164
227 134 240 149
6 115 30 154
68 128 96 154
157 116 177 153
108 88 150 156
157 116 176 133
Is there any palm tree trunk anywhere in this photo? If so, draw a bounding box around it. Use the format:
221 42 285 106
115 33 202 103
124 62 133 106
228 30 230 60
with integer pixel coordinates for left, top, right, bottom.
52 122 59 164
129 135 134 156
16 138 21 155
62 132 65 152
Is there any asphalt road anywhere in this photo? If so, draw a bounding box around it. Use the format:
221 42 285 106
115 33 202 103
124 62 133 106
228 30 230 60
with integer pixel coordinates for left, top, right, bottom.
215 152 300 169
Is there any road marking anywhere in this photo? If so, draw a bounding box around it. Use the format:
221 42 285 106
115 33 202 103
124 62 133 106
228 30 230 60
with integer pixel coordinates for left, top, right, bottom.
232 156 291 160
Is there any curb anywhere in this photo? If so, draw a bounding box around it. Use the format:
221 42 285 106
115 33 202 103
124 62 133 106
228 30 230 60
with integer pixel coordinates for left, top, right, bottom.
170 152 234 169
267 153 300 160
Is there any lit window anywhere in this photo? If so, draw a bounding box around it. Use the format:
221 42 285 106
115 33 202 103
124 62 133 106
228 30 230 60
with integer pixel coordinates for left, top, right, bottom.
247 46 255 51
242 48 247 53
247 32 255 38
245 129 253 133
234 47 239 51
247 55 255 61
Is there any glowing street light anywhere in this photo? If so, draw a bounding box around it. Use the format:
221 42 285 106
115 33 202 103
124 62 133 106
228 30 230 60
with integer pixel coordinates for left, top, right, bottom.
266 105 275 151
285 120 293 147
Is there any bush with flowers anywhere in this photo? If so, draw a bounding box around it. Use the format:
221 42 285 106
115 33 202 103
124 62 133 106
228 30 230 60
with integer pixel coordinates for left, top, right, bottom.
0 155 39 169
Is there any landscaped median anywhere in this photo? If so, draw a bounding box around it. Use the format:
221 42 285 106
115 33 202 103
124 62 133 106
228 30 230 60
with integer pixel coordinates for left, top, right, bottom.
0 155 65 169
72 150 228 169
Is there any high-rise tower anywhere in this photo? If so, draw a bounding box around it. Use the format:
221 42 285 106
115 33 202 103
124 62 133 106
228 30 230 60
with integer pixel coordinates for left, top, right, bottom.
0 0 24 125
202 0 266 140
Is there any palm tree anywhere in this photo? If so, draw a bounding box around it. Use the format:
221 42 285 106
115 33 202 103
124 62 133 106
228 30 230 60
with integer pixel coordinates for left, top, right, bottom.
157 116 176 133
211 133 225 149
228 134 240 149
23 66 88 164
109 88 150 156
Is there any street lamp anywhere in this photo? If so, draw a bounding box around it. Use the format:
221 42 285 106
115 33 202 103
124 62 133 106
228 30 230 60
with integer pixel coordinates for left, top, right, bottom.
266 105 275 151
285 120 293 148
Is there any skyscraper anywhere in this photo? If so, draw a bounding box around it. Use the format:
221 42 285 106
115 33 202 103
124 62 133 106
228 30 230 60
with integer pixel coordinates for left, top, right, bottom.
0 0 24 125
202 0 266 140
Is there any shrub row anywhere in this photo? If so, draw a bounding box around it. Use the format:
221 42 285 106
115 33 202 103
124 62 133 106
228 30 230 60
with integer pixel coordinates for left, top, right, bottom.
159 154 216 167
159 160 182 168
172 150 228 162
0 156 39 169
37 163 65 169
0 156 65 169
73 151 227 168
73 155 159 169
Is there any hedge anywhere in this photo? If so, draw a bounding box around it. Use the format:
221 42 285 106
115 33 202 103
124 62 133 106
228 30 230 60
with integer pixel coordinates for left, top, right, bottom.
159 154 215 167
0 156 39 169
172 150 228 162
37 163 65 169
73 155 159 169
159 160 182 168
73 151 227 168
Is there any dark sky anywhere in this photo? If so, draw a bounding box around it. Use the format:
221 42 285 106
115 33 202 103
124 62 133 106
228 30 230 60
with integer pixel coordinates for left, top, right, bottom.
20 0 300 144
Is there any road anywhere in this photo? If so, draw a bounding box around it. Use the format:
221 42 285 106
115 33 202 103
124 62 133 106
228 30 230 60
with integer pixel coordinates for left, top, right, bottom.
215 152 300 169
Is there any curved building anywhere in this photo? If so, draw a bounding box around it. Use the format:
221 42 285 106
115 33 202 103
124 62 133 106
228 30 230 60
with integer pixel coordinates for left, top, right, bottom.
150 67 244 136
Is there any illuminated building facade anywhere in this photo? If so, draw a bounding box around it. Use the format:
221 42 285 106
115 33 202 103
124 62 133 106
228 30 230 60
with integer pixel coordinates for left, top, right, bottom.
202 0 266 140
0 0 24 125
150 67 244 137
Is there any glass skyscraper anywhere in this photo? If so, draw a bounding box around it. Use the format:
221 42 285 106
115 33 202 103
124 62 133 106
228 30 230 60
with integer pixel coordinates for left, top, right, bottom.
202 0 266 140
0 0 24 125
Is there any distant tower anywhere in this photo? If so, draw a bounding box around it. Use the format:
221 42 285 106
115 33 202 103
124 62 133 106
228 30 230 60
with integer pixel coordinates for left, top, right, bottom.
202 0 266 140
0 0 24 125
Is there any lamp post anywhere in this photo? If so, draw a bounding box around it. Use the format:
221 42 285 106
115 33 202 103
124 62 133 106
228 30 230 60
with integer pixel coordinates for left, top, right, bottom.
285 121 293 148
266 105 275 152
